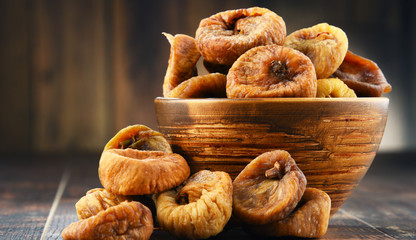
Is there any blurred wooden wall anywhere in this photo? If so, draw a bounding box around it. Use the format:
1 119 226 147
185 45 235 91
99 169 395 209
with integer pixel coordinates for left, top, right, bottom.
0 0 415 154
0 0 253 154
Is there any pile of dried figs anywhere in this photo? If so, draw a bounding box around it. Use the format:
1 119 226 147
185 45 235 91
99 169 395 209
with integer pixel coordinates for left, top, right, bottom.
62 124 330 239
233 150 331 238
62 124 234 240
163 7 391 99
62 6 393 239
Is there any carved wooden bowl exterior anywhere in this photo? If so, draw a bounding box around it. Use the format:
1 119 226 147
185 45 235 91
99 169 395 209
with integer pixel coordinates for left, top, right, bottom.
154 97 389 215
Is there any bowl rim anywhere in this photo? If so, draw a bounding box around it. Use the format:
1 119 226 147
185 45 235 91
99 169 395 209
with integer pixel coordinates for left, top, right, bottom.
155 97 389 104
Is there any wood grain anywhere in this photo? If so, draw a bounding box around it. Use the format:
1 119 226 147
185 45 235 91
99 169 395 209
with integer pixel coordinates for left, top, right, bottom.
0 0 30 153
112 1 176 132
0 157 64 239
30 0 111 152
155 98 389 215
341 152 416 239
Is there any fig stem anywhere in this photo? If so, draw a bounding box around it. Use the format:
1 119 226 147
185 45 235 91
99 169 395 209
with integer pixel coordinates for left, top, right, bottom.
119 138 133 149
129 138 146 149
265 162 283 179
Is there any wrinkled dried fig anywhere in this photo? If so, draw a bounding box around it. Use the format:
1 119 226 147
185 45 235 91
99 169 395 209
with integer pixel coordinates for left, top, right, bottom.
196 7 286 68
284 23 348 79
316 78 357 98
227 45 317 98
76 188 130 220
62 201 153 240
166 73 227 98
154 170 233 239
245 188 331 238
233 150 307 225
163 33 200 97
104 124 172 153
333 50 392 97
99 148 190 195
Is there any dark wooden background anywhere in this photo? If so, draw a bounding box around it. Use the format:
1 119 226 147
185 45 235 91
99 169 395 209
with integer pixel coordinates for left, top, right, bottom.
1 0 415 155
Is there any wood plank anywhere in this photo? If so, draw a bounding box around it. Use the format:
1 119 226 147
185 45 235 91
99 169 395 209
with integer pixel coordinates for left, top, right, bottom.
30 0 111 153
0 157 65 239
323 210 396 240
0 0 30 153
341 152 416 239
30 0 65 152
38 155 103 239
45 201 397 239
112 1 168 132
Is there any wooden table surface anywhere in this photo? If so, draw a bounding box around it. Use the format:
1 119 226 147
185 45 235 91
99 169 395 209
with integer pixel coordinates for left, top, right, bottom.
1 152 415 240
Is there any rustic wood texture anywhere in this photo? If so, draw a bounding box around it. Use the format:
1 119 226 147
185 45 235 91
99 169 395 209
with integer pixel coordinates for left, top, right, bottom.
340 152 416 239
0 0 256 154
155 98 389 215
0 0 412 155
30 0 111 153
1 152 414 239
0 0 31 153
0 157 65 239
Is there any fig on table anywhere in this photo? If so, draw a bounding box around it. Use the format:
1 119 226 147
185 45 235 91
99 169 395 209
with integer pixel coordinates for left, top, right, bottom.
154 170 233 239
62 201 153 240
104 124 172 153
232 150 307 225
75 188 130 220
245 187 331 238
99 148 190 195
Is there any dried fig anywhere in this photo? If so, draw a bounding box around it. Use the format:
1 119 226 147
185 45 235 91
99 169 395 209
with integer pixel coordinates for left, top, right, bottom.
99 148 190 195
316 78 357 98
76 188 130 220
166 73 227 98
226 45 317 98
154 170 233 239
62 201 153 240
233 150 307 225
203 59 231 75
333 50 392 97
104 124 172 153
196 7 286 68
163 33 201 97
245 188 331 238
284 23 348 79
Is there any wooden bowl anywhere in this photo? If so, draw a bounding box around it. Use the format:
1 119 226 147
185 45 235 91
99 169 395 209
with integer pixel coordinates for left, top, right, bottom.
154 97 389 215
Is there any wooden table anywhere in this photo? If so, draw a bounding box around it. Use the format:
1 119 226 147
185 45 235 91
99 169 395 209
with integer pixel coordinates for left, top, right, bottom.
1 152 415 239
